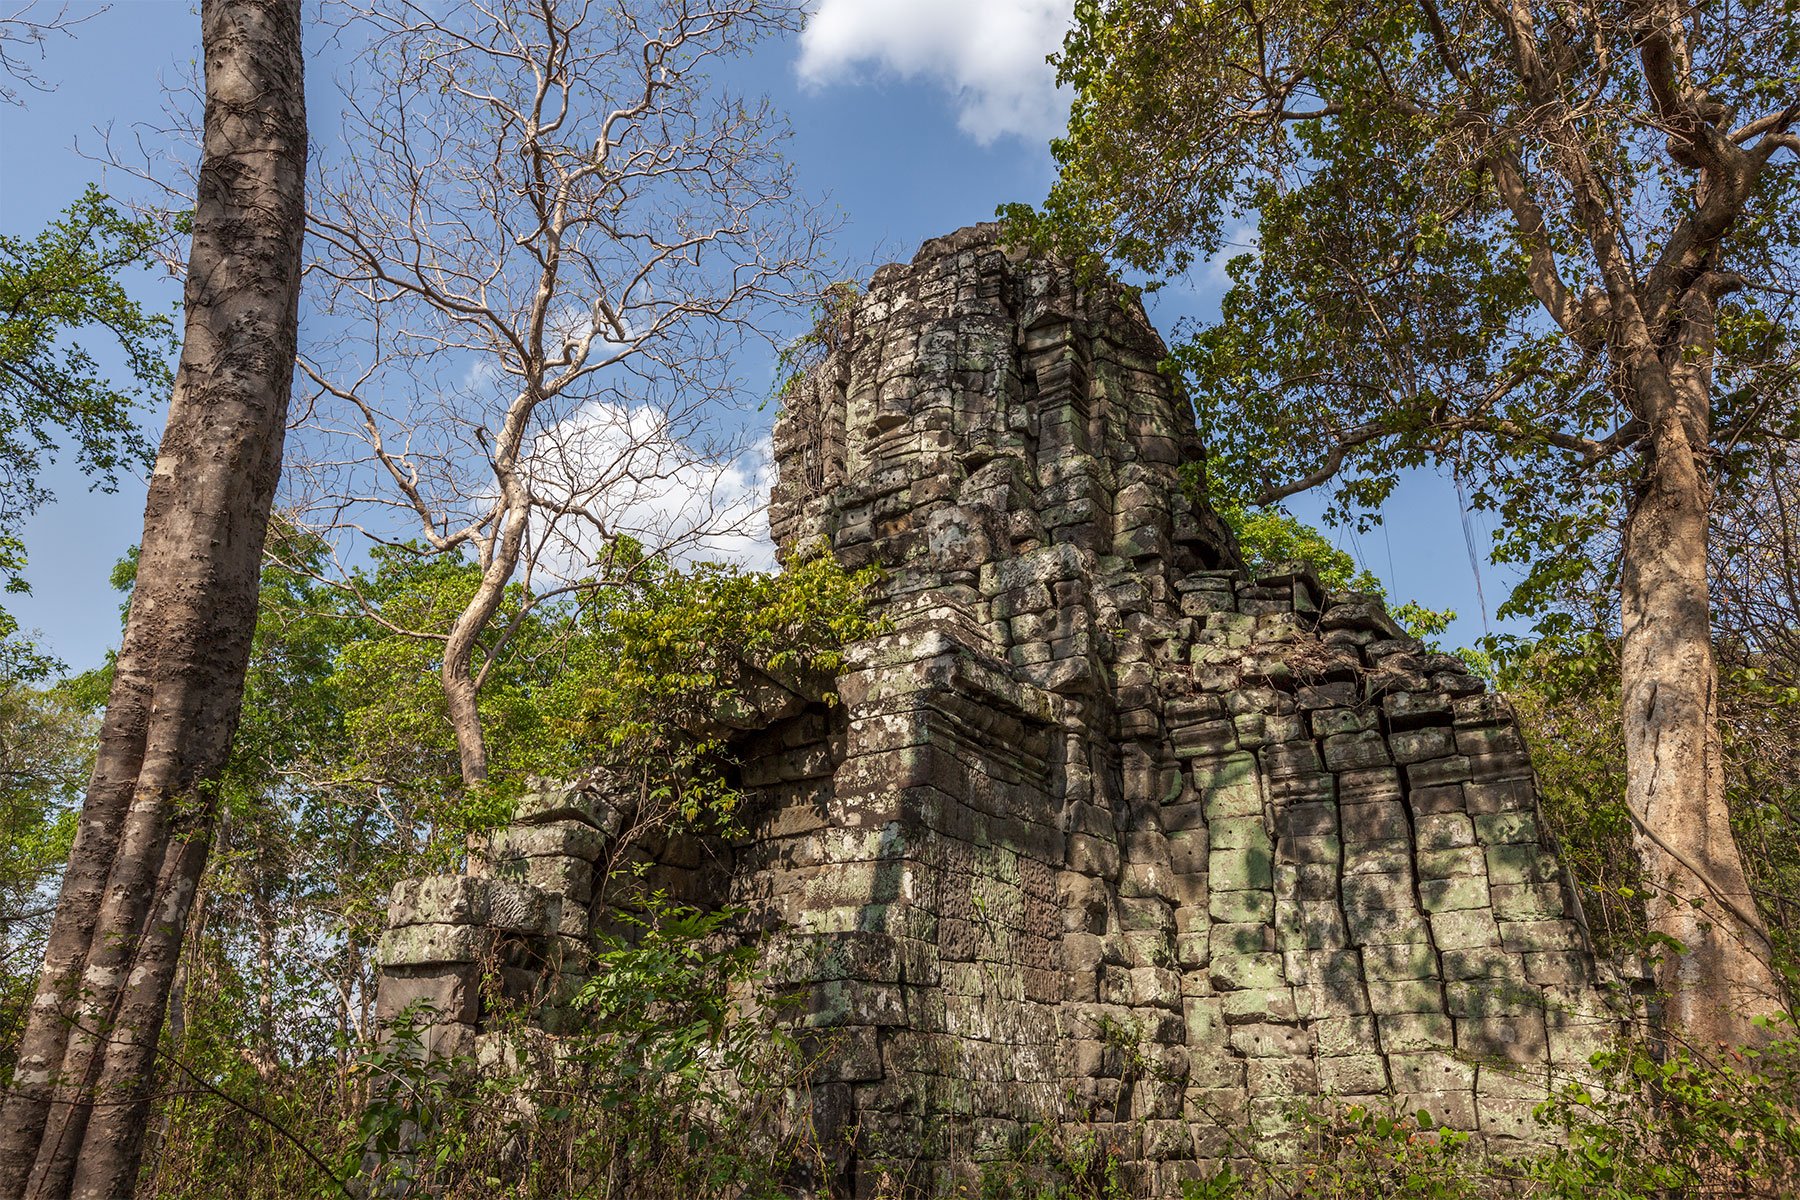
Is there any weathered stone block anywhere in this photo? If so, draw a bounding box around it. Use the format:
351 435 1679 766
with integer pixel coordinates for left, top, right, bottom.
1416 813 1477 851
1418 847 1488 879
1384 691 1453 729
512 784 618 833
1491 883 1567 921
1211 921 1274 956
1282 900 1349 951
1420 875 1492 913
1429 908 1504 951
1338 766 1404 804
1409 783 1468 815
1311 707 1378 737
1455 725 1526 757
1209 888 1276 925
1390 727 1455 763
1209 816 1272 852
1464 778 1535 814
1229 1022 1312 1058
1224 985 1298 1024
372 223 1615 1184
1367 979 1445 1015
1486 845 1562 885
378 922 482 967
1474 811 1540 845
388 876 488 927
1458 1013 1549 1063
1499 919 1585 955
1322 731 1390 770
1362 942 1439 981
1522 951 1591 988
1405 756 1474 789
1172 719 1237 758
376 964 479 1026
1388 1051 1477 1094
510 855 592 905
1312 1014 1379 1056
1319 1054 1390 1094
1248 1056 1319 1096
1262 740 1325 778
1377 1012 1456 1052
1210 845 1274 892
1210 951 1285 992
1440 946 1514 980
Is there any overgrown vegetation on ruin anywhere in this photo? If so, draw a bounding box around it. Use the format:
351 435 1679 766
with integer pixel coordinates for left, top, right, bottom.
1 0 1797 1196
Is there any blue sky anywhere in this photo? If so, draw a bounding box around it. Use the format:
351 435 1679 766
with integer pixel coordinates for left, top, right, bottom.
0 0 1518 670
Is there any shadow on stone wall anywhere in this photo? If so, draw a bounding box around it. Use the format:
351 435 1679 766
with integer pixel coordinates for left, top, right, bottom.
374 224 1631 1197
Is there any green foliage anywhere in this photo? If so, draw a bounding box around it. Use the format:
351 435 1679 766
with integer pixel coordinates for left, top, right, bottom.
769 280 861 407
1280 1104 1492 1199
1009 0 1799 632
126 543 880 1196
1494 615 1800 990
1488 632 1645 961
573 546 883 831
0 187 178 1047
0 632 95 1069
1169 1047 1800 1197
1531 1026 1800 1198
324 541 571 855
144 899 818 1200
0 185 175 600
1218 498 1377 596
352 895 818 1199
970 1126 1136 1199
136 945 364 1200
1208 486 1456 646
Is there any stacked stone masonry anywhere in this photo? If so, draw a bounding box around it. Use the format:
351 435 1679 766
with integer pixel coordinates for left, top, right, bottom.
376 224 1624 1195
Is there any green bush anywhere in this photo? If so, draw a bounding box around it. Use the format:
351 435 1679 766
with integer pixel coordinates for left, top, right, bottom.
356 896 822 1199
1530 1024 1800 1199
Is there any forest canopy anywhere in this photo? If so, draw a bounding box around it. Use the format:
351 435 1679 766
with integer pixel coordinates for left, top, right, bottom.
0 0 1796 1196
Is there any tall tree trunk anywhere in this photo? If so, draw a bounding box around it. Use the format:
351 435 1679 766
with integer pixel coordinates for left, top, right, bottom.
0 2 306 1195
440 496 529 790
255 882 277 1072
1618 294 1782 1052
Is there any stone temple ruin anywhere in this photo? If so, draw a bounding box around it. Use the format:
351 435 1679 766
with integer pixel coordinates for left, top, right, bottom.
375 224 1623 1194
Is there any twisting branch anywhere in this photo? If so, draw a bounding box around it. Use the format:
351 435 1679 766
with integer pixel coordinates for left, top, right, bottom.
291 0 831 791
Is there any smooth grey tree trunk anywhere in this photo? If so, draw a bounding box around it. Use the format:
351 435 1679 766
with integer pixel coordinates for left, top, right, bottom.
1618 288 1783 1052
0 2 306 1195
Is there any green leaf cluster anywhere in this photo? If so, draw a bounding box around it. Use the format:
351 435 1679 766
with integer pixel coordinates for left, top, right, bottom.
0 631 94 1070
573 546 884 830
0 186 175 602
1199 473 1457 645
348 893 816 1199
1011 0 1800 629
1531 1024 1800 1197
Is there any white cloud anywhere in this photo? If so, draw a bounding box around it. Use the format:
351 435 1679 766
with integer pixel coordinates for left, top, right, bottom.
797 0 1075 144
522 400 775 581
1204 220 1260 288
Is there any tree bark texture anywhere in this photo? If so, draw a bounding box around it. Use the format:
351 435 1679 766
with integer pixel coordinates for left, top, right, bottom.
440 497 530 790
0 2 306 1196
1618 296 1783 1052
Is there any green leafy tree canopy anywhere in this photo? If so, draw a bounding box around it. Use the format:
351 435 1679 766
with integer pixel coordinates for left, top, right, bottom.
0 185 176 600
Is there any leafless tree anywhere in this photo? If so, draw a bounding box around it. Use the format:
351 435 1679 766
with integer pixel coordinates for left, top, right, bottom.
0 2 100 103
295 0 826 792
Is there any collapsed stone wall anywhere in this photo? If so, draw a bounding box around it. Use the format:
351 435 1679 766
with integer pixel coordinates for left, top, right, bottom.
375 224 1623 1195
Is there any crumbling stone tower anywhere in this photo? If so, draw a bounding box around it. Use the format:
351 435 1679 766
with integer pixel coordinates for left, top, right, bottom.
377 224 1621 1195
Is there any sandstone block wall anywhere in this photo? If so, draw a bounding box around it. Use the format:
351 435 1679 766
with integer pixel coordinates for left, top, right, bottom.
376 224 1623 1196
